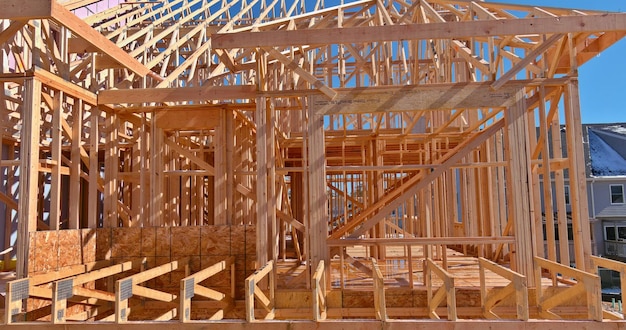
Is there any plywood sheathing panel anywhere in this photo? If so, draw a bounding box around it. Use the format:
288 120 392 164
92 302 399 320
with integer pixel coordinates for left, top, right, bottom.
155 226 171 257
111 227 141 258
230 225 245 255
201 225 231 256
171 226 201 257
80 228 97 264
31 231 58 273
95 228 111 260
57 229 81 268
245 226 257 256
141 226 157 257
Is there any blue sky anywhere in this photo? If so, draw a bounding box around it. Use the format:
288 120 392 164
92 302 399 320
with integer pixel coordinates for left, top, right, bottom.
309 0 626 124
489 1 626 124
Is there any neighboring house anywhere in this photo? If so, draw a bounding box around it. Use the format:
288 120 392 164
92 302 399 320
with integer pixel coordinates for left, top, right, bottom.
584 124 626 261
539 123 626 264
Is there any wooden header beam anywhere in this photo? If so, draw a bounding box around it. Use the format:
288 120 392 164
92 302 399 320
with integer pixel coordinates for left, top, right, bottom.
212 13 626 49
98 85 257 105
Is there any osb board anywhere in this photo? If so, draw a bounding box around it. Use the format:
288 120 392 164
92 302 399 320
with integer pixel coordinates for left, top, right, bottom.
111 227 141 257
29 229 97 274
95 228 111 260
171 226 201 257
4 320 624 329
276 290 313 309
30 231 58 273
58 230 82 267
338 288 482 308
81 229 97 264
201 225 231 255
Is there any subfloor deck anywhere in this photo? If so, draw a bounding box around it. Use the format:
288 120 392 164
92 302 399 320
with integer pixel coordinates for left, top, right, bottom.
276 245 550 290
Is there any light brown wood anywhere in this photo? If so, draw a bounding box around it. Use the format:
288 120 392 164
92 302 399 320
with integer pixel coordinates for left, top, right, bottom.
2 0 624 325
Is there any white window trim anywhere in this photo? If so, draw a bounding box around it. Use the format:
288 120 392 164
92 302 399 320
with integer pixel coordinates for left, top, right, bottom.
610 184 625 205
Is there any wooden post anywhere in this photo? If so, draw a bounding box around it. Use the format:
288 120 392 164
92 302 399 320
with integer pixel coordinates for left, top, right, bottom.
150 119 163 226
16 77 41 278
69 99 82 229
88 107 99 228
215 110 227 225
504 89 536 288
256 96 269 266
564 79 592 271
104 112 118 227
307 98 328 284
49 90 63 230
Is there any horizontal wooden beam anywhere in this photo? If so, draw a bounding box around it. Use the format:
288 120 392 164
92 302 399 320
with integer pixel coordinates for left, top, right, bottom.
49 1 152 77
0 0 52 19
98 85 257 105
212 13 626 49
3 319 622 329
33 67 97 105
155 108 222 130
328 236 516 246
311 81 521 114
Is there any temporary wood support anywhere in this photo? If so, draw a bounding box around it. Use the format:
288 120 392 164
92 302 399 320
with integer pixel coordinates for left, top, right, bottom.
311 260 327 321
52 261 133 323
534 256 602 321
5 261 111 323
115 259 188 323
180 257 235 322
478 257 528 320
590 256 626 320
371 258 387 321
245 260 275 322
425 258 457 321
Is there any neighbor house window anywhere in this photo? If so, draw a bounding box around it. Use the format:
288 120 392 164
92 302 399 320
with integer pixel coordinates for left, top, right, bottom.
605 224 626 241
606 225 616 241
610 184 624 204
564 185 570 205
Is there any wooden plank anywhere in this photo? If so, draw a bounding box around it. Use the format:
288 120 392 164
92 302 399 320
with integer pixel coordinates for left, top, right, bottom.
88 107 100 228
68 99 82 229
98 85 256 105
33 67 97 105
164 138 215 176
312 81 521 114
49 1 151 77
155 108 222 130
212 13 626 48
119 259 181 285
193 285 225 301
328 236 516 246
16 78 41 278
132 286 176 302
371 259 387 321
0 0 52 19
504 89 535 287
276 209 306 232
307 100 329 281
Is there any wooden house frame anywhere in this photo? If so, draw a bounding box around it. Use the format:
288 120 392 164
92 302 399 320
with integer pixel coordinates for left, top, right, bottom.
1 0 626 327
